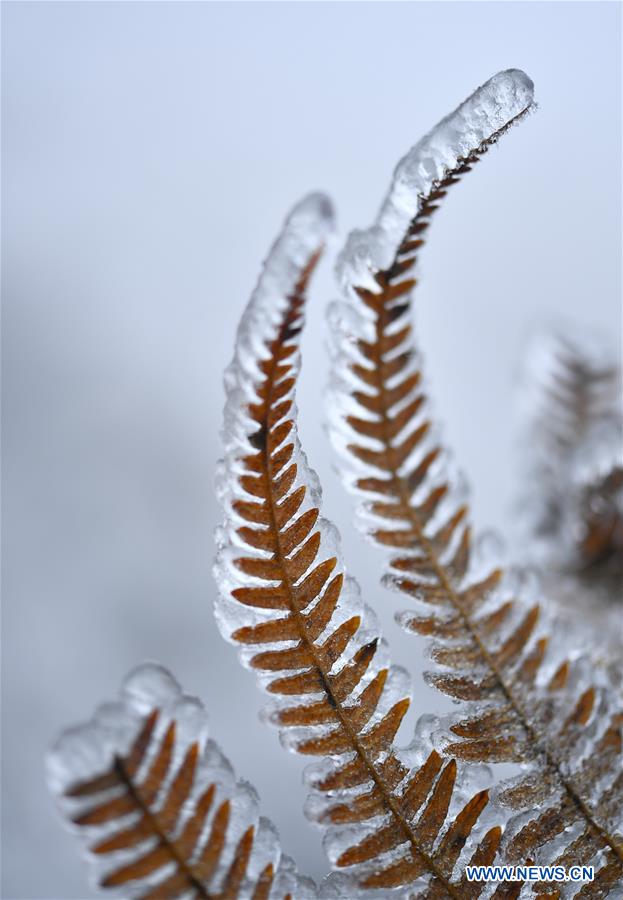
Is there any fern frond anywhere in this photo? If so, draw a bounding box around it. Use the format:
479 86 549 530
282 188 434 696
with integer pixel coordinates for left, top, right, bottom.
47 663 315 899
523 331 621 458
519 329 622 576
327 70 623 889
214 194 501 896
516 329 623 663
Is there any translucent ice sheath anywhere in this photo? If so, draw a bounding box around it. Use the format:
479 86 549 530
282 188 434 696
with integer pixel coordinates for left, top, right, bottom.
327 69 623 886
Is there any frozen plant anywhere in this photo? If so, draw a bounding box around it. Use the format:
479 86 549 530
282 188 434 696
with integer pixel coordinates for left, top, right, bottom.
49 71 623 898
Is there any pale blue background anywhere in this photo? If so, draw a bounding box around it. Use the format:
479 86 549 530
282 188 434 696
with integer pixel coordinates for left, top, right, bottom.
2 2 621 897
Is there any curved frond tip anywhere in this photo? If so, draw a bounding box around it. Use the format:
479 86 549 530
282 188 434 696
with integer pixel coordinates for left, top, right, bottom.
214 193 504 897
47 663 315 899
327 69 623 892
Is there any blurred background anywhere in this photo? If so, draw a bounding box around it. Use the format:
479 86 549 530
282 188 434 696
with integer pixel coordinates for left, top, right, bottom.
2 2 621 897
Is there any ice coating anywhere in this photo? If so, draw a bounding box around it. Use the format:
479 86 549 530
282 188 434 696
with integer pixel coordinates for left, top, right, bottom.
214 192 403 732
47 663 316 898
336 69 534 289
227 191 335 406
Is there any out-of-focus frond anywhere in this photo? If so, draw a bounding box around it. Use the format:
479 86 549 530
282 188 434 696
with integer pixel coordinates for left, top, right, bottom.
515 330 622 655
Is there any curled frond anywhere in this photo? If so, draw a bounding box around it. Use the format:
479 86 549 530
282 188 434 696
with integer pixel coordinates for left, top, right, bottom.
47 663 315 898
214 194 499 896
327 70 623 890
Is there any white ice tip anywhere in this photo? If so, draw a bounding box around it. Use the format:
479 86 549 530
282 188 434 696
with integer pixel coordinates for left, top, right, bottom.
336 69 534 288
474 68 535 122
287 191 335 233
261 191 335 288
281 191 336 256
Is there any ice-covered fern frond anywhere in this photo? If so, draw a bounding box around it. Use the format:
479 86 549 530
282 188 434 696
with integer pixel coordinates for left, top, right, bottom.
214 195 503 897
516 329 622 663
47 663 315 899
519 329 622 576
327 70 623 890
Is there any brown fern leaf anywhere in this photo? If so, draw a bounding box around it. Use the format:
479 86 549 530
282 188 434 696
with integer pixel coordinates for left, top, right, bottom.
328 70 623 890
215 195 500 896
47 663 314 899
